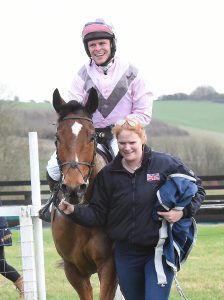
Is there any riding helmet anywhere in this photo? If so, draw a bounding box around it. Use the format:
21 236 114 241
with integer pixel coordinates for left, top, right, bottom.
82 18 116 60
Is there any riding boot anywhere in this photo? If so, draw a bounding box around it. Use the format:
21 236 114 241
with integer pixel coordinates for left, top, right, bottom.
39 200 52 222
39 172 59 222
14 276 24 299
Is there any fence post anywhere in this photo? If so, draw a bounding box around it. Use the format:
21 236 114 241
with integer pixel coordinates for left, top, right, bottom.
29 132 46 300
19 206 38 299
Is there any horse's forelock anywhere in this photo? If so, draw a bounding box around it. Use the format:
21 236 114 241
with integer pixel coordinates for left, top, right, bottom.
58 100 86 120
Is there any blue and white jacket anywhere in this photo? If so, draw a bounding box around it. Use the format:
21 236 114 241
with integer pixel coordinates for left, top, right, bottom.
153 174 198 285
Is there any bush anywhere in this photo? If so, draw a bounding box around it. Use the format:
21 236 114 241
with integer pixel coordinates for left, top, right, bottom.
149 135 224 175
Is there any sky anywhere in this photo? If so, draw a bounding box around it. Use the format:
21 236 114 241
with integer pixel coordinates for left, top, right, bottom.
1 0 224 102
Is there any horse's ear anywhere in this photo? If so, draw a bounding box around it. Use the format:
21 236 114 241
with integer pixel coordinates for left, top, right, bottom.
53 89 66 113
85 88 98 115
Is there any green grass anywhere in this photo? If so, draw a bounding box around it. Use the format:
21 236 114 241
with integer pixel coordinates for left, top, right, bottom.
0 99 51 110
153 100 224 134
2 99 224 133
0 224 223 299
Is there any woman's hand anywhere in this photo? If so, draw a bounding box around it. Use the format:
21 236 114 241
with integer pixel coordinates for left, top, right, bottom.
157 209 183 223
1 233 12 243
58 199 75 215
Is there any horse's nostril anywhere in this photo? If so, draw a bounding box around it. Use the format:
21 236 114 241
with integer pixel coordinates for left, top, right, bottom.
61 184 87 199
61 184 68 194
79 184 87 193
76 184 87 199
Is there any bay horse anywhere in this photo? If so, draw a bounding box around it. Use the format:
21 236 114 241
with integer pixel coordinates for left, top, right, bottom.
50 87 118 300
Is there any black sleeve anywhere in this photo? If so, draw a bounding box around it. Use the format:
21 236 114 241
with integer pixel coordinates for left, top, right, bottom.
183 176 206 217
0 216 9 229
0 217 12 242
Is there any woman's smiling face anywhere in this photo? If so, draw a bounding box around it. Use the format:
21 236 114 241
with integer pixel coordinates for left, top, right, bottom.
117 129 143 163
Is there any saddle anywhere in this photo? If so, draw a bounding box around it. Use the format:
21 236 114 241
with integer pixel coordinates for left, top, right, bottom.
95 125 115 162
97 143 114 163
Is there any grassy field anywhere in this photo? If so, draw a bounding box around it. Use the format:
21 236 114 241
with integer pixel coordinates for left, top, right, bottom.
0 100 52 110
2 99 224 133
153 100 224 134
150 100 224 173
0 224 223 299
1 99 224 181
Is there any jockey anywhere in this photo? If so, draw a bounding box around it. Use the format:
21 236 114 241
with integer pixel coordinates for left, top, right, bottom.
40 18 154 222
68 18 153 130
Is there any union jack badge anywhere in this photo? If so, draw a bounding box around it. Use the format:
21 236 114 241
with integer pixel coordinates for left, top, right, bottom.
147 173 160 182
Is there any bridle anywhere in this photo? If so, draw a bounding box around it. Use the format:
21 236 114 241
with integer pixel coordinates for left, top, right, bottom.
55 116 97 183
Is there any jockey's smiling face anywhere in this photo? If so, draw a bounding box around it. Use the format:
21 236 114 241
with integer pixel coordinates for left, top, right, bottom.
88 39 111 65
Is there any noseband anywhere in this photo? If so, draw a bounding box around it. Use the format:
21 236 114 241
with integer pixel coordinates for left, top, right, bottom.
56 116 96 183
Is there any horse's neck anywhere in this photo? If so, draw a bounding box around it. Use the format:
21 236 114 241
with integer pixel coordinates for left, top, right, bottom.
94 153 108 175
83 153 107 203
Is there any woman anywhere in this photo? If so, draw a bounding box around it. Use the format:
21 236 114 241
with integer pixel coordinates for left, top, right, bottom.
0 216 24 299
58 118 205 300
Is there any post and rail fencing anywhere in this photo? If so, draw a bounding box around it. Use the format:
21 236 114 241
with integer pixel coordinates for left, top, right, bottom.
195 175 224 222
1 176 224 223
0 133 46 300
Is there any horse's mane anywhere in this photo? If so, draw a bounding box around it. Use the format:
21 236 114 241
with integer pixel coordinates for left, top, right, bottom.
58 100 87 121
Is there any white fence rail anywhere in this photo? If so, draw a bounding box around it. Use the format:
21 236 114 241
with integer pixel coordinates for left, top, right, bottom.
0 132 46 300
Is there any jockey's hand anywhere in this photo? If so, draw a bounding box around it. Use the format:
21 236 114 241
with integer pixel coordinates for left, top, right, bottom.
157 209 183 223
58 199 75 215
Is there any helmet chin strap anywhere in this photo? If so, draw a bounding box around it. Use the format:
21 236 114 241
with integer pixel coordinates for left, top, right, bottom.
99 59 114 74
90 57 114 74
97 55 114 65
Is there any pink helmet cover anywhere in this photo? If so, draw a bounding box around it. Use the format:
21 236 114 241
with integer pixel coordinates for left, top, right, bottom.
82 23 114 39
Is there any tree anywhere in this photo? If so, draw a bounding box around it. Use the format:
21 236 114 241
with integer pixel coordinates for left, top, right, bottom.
190 85 217 100
156 85 224 102
14 96 20 102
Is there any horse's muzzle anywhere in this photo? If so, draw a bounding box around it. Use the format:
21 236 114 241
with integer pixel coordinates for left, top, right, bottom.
62 183 87 204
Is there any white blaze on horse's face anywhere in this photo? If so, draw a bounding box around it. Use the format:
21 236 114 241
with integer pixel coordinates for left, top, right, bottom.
71 122 83 136
71 122 83 160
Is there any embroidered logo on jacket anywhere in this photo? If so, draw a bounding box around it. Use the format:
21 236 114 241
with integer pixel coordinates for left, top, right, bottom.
147 173 160 182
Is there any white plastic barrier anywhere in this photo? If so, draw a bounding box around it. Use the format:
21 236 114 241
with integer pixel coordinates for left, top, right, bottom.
0 132 46 300
28 132 46 300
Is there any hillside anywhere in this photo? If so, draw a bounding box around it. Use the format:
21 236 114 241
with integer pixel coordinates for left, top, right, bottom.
0 100 189 140
152 100 224 134
0 99 224 179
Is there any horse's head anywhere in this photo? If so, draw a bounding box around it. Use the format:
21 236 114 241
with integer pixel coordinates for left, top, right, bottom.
53 88 98 204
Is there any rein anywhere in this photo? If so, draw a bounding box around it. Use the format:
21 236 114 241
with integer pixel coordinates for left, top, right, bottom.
56 116 97 183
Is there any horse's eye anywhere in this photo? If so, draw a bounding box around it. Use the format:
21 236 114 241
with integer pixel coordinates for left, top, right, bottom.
55 134 60 144
90 134 96 143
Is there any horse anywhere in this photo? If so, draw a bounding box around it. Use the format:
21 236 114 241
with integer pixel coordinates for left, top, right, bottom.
50 87 118 300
